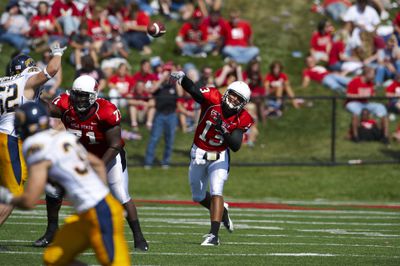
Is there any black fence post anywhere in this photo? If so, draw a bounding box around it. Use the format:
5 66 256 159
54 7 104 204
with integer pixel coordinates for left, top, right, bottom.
330 97 337 164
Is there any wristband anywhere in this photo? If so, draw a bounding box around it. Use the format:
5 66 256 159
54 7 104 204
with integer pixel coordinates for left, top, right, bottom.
43 67 53 79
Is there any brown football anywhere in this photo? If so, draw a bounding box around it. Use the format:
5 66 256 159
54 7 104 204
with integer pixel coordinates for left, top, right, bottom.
147 21 166 38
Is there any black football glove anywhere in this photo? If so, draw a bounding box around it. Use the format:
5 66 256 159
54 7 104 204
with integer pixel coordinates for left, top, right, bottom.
213 114 228 134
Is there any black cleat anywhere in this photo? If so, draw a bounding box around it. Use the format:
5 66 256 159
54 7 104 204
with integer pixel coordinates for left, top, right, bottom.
222 203 234 233
201 233 220 246
134 239 149 252
33 235 52 248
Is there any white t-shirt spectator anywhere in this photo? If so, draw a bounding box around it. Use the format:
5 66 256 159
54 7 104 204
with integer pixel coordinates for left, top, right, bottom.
0 13 29 34
342 5 380 32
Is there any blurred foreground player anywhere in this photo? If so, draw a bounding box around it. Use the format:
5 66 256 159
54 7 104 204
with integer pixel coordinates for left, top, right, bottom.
0 102 130 266
170 71 254 245
0 42 65 226
35 75 148 251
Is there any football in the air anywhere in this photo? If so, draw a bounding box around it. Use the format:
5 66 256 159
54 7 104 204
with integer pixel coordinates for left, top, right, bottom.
147 21 166 38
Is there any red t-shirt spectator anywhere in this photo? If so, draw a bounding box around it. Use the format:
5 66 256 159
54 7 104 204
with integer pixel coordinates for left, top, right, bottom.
224 20 252 47
29 14 58 37
87 19 110 41
132 91 151 111
347 76 375 103
242 71 265 97
123 11 150 31
302 66 329 83
214 68 245 87
132 71 158 90
265 73 288 94
310 31 332 53
386 80 400 95
328 40 345 66
108 74 135 97
51 0 80 18
393 11 400 28
201 17 227 40
177 97 195 112
178 22 207 43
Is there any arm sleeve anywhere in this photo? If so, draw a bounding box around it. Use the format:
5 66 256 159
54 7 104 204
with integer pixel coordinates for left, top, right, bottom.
181 75 205 103
222 129 244 152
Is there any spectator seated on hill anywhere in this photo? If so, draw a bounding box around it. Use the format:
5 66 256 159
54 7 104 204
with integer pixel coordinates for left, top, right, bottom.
177 90 196 133
302 56 350 93
322 0 351 22
75 55 107 94
69 23 98 70
37 50 63 98
121 3 151 55
215 58 244 89
128 80 153 131
86 6 111 53
51 0 81 36
175 9 209 57
108 62 135 109
195 65 215 88
342 0 380 53
345 66 389 143
264 60 300 119
243 102 259 147
375 34 400 87
29 1 65 53
201 9 227 56
394 11 400 45
221 9 259 64
348 109 383 142
385 73 400 114
0 2 30 53
328 29 363 74
104 0 125 27
81 0 96 20
243 59 267 124
310 19 334 63
99 25 130 78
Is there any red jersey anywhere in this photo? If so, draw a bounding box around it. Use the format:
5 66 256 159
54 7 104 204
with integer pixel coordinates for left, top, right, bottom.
310 31 332 53
223 20 252 47
29 14 58 37
265 73 288 94
302 66 329 83
132 71 158 89
328 40 345 66
108 74 135 97
87 19 110 41
393 11 400 27
386 80 400 96
194 87 254 152
178 22 208 43
123 11 150 30
346 76 375 103
177 97 195 112
52 94 124 158
51 0 80 18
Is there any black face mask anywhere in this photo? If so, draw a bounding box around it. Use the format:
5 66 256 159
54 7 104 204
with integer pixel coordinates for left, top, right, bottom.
70 90 93 113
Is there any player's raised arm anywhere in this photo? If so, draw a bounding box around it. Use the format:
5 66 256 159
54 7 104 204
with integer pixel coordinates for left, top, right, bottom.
171 71 205 103
25 42 66 93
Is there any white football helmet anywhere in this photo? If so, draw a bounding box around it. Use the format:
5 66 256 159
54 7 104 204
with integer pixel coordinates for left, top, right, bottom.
222 81 251 112
70 75 98 113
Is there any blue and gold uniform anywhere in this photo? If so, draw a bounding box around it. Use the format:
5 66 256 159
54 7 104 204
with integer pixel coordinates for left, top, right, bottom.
23 129 130 266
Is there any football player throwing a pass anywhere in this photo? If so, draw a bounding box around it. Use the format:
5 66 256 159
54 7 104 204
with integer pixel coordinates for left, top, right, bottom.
35 75 148 251
171 71 254 246
0 102 131 266
0 42 66 226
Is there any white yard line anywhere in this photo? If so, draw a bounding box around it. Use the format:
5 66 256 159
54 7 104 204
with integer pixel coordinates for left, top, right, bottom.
1 239 397 249
0 250 399 259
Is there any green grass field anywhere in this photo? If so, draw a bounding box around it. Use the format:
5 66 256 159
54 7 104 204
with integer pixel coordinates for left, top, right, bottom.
0 202 399 266
1 0 400 265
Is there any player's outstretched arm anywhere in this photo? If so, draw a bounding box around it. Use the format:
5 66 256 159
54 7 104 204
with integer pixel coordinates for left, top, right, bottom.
0 161 50 210
171 71 204 103
25 42 66 92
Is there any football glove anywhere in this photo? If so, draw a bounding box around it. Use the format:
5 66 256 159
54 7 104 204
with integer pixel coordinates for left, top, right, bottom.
213 114 229 134
50 42 67 57
170 71 185 85
0 187 13 205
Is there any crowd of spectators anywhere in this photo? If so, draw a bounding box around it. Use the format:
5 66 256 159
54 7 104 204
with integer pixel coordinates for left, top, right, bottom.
3 0 400 167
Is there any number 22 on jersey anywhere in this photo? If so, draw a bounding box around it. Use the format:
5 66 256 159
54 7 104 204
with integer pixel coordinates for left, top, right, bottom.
0 84 18 115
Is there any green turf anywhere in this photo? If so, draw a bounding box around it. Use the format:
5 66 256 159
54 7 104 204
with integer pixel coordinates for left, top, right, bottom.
0 204 399 266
